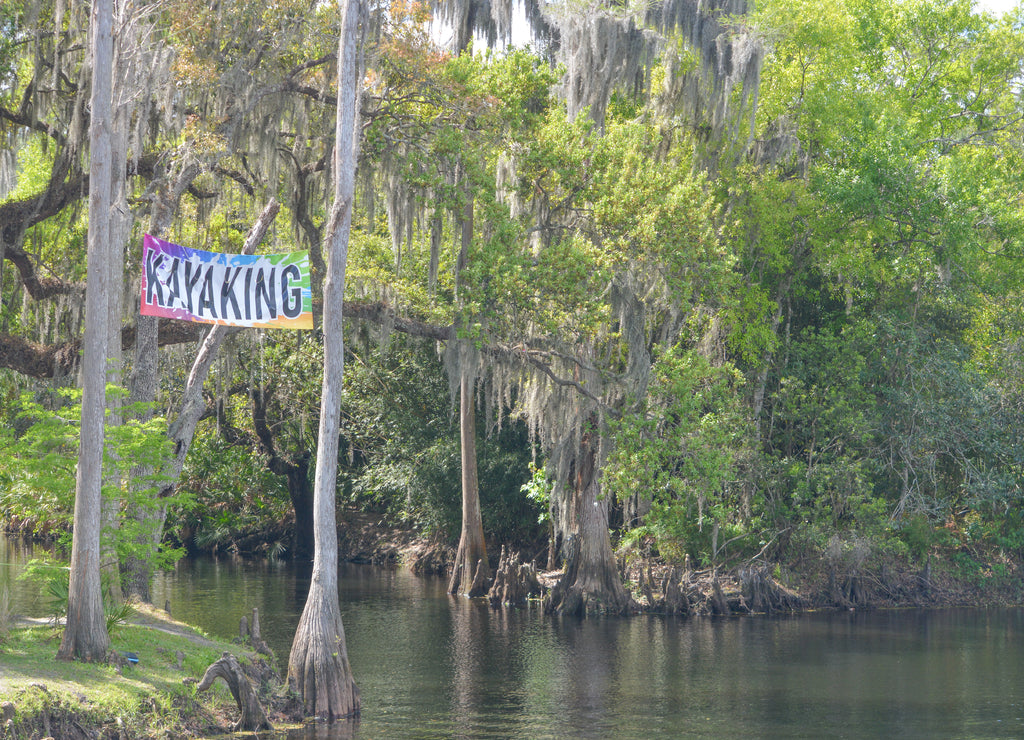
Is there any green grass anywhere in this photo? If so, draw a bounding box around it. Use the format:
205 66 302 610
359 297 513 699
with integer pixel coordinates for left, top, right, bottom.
0 605 275 739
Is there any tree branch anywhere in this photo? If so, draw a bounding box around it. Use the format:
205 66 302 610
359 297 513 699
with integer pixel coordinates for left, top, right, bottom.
0 171 89 299
0 320 205 379
342 301 454 341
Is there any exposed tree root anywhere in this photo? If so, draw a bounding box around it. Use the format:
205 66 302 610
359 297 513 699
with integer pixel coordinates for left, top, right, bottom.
738 565 803 614
196 652 273 732
488 546 543 607
545 535 636 616
238 607 272 655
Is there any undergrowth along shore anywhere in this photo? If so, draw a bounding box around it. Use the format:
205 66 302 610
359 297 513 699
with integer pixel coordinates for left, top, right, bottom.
337 515 1024 613
0 604 301 740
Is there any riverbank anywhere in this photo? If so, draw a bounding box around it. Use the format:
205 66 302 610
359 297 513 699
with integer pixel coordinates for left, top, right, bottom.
0 604 300 739
328 514 1024 615
8 507 1024 620
7 554 1024 738
2 531 1023 739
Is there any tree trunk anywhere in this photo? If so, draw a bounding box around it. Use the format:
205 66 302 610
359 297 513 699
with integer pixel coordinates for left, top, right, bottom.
428 208 442 296
446 151 488 597
123 196 277 601
448 369 489 596
487 546 542 607
287 0 362 720
249 382 315 561
545 426 633 617
100 19 133 606
59 0 113 661
287 459 315 562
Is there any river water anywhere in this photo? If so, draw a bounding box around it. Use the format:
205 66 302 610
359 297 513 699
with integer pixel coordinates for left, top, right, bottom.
4 535 1024 738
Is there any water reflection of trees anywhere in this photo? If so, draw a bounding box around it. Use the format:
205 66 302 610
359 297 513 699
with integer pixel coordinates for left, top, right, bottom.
39 553 1024 738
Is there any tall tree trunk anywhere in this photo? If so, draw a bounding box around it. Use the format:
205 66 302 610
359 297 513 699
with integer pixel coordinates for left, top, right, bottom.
545 425 633 617
123 161 203 602
100 14 133 605
447 160 488 596
287 0 362 720
59 0 113 661
447 369 489 596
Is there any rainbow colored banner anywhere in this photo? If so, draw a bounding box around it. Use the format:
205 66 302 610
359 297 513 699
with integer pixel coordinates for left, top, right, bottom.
140 234 313 330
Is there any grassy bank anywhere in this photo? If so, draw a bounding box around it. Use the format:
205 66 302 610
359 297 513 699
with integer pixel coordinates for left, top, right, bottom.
0 604 294 739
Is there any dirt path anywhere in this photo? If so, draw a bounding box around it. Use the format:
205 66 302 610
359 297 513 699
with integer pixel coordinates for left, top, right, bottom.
12 603 222 647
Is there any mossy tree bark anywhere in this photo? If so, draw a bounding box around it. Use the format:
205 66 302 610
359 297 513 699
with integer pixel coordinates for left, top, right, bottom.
546 425 633 617
59 0 113 662
286 0 362 720
448 369 490 596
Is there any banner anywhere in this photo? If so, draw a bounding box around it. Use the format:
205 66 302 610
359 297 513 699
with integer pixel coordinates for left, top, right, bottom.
140 234 313 330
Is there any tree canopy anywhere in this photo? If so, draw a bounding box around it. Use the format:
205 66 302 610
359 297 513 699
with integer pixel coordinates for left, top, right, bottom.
1 0 1023 633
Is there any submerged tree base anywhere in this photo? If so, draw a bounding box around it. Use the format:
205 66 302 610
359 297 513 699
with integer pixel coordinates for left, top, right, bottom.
544 536 637 617
287 594 361 721
194 508 1024 617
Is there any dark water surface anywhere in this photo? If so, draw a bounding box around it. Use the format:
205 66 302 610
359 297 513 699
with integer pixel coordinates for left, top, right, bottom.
5 536 1024 739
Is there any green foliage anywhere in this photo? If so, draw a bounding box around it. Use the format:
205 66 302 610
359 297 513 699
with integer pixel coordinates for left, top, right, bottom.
875 320 1022 517
105 598 135 635
340 340 460 534
453 47 557 133
521 463 552 525
478 425 544 545
758 307 1023 565
176 431 289 550
741 0 1024 571
0 138 55 205
761 322 880 530
0 392 78 541
0 386 184 576
896 513 951 561
983 508 1024 557
605 348 752 565
341 338 539 544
